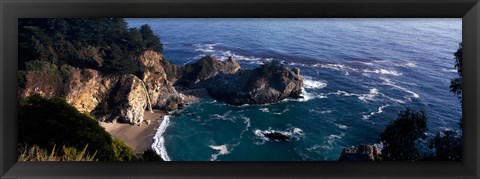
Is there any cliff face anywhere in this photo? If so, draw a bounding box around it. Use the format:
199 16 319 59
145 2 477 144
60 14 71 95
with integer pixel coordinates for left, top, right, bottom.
19 50 183 125
138 51 184 111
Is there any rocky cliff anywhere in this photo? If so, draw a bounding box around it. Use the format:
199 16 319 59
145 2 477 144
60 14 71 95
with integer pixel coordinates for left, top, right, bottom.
19 50 184 125
338 144 382 161
177 56 304 105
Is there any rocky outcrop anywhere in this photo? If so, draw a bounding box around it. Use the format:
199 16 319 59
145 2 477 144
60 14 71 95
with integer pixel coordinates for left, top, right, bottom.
64 69 118 114
195 58 304 105
176 55 241 87
19 50 185 125
107 75 148 124
263 132 291 141
338 144 382 161
138 51 184 111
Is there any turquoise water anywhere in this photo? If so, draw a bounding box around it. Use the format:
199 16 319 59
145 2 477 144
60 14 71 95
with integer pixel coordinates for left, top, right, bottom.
128 18 462 161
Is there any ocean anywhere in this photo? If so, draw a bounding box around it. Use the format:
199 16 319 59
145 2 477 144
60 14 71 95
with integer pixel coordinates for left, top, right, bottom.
127 18 462 161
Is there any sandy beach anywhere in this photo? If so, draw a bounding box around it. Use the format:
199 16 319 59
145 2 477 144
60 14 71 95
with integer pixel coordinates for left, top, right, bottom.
99 94 199 154
100 109 165 153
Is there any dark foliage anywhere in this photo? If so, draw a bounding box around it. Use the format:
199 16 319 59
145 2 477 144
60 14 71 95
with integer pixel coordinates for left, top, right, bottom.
140 149 164 161
18 95 136 161
450 43 462 102
379 109 427 161
140 24 163 53
18 95 115 161
18 18 163 76
429 131 462 161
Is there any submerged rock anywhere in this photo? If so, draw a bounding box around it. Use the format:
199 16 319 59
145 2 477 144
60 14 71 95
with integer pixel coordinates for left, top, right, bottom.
338 144 382 161
263 132 291 141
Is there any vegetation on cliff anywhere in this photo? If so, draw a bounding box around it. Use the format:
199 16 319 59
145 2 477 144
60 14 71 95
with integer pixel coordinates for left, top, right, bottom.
18 95 158 161
379 109 427 161
18 18 166 96
18 144 97 161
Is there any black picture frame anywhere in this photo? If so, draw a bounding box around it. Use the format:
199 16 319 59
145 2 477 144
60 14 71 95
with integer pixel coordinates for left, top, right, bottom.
1 0 479 178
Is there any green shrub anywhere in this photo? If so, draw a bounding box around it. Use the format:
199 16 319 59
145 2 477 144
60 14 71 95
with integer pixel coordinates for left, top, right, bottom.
18 95 115 161
112 138 136 161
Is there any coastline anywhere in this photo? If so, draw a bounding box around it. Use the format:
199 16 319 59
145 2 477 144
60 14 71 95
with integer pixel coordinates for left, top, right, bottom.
100 109 166 153
99 94 200 154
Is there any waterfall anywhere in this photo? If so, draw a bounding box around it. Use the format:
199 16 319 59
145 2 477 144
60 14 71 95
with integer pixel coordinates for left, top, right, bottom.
139 79 153 113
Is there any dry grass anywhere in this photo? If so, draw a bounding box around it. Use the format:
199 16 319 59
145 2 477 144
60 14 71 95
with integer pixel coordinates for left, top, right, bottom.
18 144 97 161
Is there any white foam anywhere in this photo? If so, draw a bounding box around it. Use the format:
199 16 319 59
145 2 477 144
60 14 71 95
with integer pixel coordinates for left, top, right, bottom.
328 88 379 102
320 110 333 114
209 144 230 161
442 68 457 73
152 115 172 161
284 88 327 102
335 123 348 129
211 110 232 120
259 108 269 113
395 62 416 68
303 76 327 89
363 69 402 76
362 104 390 120
381 77 420 99
273 108 290 115
193 43 220 53
358 88 379 102
324 133 345 145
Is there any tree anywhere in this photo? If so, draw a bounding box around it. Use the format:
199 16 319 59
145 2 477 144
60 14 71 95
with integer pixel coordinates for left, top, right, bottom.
427 42 463 161
429 130 462 161
379 109 427 161
140 24 163 53
450 43 462 102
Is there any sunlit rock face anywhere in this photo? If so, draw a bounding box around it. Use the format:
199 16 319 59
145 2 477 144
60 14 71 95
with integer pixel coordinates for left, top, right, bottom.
19 50 185 125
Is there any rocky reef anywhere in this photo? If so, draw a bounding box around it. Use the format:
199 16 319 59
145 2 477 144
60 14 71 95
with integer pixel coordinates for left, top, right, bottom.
338 144 382 161
177 56 304 105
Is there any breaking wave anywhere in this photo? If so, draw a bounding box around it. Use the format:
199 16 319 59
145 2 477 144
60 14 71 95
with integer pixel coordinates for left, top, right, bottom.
152 115 172 161
362 104 390 120
381 77 420 100
209 144 230 161
395 62 416 68
303 76 328 89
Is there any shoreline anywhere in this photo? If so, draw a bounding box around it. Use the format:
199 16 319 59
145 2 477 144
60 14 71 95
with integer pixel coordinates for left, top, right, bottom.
99 93 199 154
99 109 166 154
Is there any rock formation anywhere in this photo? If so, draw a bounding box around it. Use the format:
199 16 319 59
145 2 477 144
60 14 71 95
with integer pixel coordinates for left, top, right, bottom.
19 50 184 125
338 144 382 161
186 56 304 105
19 52 304 124
176 55 241 88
